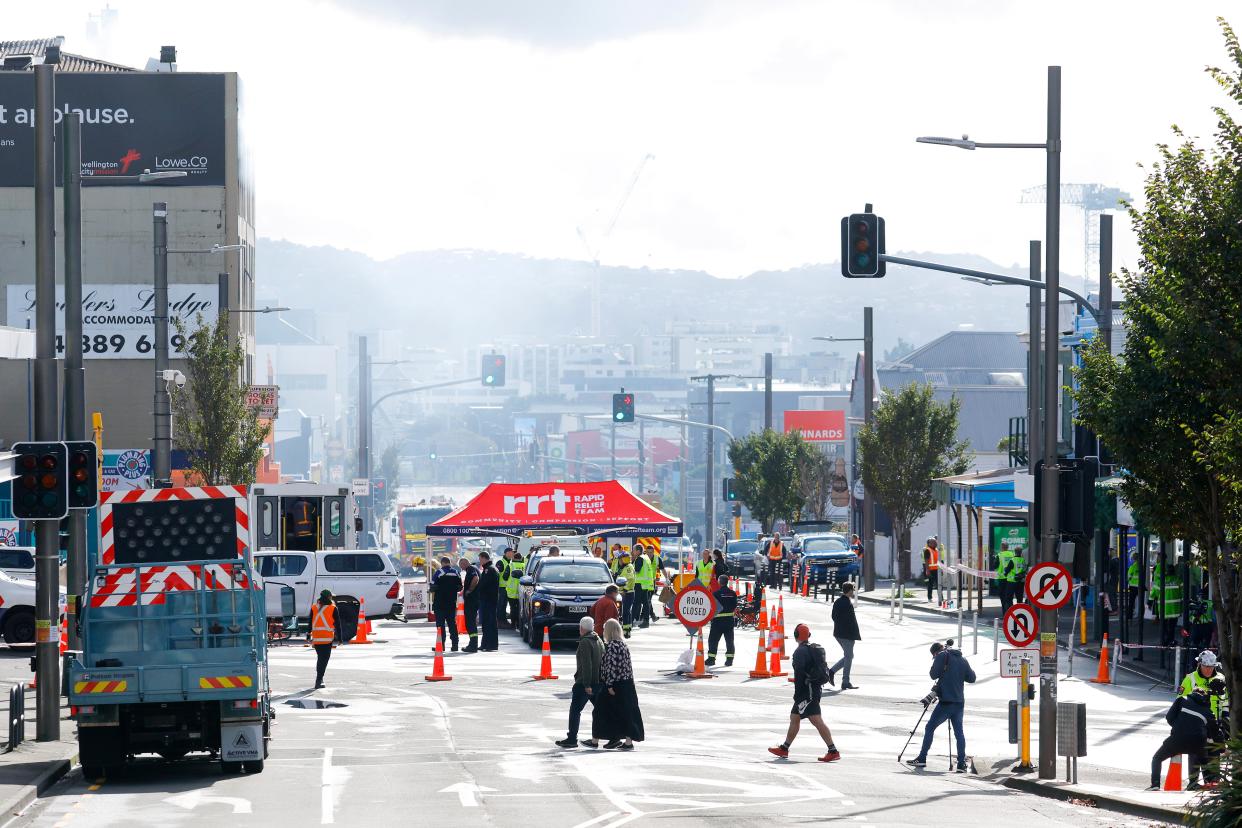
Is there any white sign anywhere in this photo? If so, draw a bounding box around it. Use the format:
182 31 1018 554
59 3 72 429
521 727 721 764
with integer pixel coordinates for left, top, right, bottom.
999 648 1042 678
1026 561 1073 611
352 478 370 497
674 585 715 629
6 284 217 359
403 580 428 617
103 449 151 490
220 723 263 762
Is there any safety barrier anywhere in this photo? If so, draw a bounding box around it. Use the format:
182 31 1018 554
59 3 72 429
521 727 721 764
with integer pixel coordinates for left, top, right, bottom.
4 683 25 753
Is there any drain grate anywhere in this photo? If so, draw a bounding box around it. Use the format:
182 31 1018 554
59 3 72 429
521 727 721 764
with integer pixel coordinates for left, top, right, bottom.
283 698 348 709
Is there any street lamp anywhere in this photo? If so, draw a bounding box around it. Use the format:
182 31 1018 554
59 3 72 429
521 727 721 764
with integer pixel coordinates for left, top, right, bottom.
917 65 1062 781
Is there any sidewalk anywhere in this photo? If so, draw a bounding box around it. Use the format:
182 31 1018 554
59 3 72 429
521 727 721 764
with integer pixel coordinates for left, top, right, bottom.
0 734 77 820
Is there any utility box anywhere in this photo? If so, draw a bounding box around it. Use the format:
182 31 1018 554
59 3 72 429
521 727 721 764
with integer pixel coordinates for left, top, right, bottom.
1057 702 1088 757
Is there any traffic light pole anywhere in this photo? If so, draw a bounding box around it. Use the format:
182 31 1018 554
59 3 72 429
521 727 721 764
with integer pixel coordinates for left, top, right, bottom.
357 337 370 538
32 65 60 741
862 307 876 593
62 112 88 653
706 377 715 548
152 203 172 488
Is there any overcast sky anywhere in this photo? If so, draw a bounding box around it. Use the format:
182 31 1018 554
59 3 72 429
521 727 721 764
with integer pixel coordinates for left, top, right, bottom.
3 1 1236 284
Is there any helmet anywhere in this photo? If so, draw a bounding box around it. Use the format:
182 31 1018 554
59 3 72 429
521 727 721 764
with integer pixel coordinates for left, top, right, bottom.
412 556 426 566
1198 651 1219 668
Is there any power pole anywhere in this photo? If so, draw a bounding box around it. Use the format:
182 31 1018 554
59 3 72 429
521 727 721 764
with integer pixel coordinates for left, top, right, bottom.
690 374 727 548
637 418 645 491
763 352 773 431
152 202 172 488
357 336 370 536
62 112 87 652
1092 215 1113 643
862 307 876 593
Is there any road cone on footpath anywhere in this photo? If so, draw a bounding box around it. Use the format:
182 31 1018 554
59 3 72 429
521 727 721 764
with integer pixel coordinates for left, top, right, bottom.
455 594 467 636
749 624 772 679
791 565 799 595
685 632 717 680
351 602 374 645
745 581 752 600
533 627 559 680
426 628 452 682
1163 753 1183 791
1090 633 1113 684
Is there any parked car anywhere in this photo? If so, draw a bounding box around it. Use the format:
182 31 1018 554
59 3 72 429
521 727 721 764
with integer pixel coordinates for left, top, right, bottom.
518 557 618 648
796 535 859 586
254 549 403 621
0 569 63 645
725 540 759 577
0 547 35 582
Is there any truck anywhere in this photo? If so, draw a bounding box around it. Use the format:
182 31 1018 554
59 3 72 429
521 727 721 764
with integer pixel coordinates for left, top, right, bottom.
251 482 359 552
68 486 272 777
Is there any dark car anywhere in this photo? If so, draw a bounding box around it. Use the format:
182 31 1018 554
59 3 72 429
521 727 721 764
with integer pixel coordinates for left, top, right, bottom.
725 540 759 577
797 535 859 586
518 557 617 648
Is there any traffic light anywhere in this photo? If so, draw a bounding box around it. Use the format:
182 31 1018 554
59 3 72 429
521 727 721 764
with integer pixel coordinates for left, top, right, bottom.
731 503 742 518
482 354 506 387
429 444 438 461
722 477 738 502
12 441 68 520
840 209 886 278
65 440 99 509
612 391 635 423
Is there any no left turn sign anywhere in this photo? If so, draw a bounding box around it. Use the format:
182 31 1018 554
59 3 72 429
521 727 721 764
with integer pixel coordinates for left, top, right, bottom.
1002 603 1039 648
1025 561 1072 611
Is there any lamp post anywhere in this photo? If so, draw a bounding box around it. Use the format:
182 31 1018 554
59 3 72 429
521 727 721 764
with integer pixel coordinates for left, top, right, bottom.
916 65 1062 780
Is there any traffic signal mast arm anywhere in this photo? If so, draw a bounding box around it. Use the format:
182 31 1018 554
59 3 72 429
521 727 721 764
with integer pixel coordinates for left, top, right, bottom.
370 376 484 413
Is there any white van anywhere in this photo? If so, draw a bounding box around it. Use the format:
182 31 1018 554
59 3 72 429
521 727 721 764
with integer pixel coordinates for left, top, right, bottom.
0 547 35 582
253 550 403 621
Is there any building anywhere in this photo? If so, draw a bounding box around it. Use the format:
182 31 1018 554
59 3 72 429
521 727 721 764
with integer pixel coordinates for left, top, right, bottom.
0 38 254 454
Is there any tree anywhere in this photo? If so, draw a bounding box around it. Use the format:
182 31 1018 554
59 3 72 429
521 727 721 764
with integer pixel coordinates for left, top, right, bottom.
380 442 401 490
173 314 270 485
795 449 834 522
884 337 915 362
858 383 971 582
1075 18 1242 733
727 430 814 533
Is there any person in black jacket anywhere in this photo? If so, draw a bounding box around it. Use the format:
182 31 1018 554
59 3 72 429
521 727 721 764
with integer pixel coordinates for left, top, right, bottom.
1148 688 1213 790
430 556 463 652
458 556 481 653
906 641 976 772
706 578 737 667
476 552 500 651
828 582 861 690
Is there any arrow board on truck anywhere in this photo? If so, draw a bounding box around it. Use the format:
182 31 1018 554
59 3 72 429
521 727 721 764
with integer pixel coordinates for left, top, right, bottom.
1002 604 1039 648
1025 561 1072 611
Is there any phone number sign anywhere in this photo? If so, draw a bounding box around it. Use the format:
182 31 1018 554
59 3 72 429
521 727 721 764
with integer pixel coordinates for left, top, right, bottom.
673 583 716 630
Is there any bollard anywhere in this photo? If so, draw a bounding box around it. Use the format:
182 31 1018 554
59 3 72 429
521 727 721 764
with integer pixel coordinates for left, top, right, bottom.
898 584 905 623
1173 646 1183 693
957 603 963 645
1079 606 1087 645
890 582 896 620
1016 657 1033 771
972 611 979 655
993 619 1000 661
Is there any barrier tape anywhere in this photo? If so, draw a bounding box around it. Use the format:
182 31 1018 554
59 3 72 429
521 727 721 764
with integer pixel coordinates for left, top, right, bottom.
1118 642 1215 652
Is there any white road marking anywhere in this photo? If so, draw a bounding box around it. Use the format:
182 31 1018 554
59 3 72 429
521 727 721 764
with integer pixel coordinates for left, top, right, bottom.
320 747 334 824
163 790 253 814
439 782 496 807
569 811 621 828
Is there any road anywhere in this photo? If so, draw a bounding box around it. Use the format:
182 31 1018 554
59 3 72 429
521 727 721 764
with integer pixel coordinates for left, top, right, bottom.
9 592 1176 827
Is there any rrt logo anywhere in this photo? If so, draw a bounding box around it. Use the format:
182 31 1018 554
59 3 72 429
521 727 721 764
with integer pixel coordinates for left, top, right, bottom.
118 148 141 173
503 489 572 516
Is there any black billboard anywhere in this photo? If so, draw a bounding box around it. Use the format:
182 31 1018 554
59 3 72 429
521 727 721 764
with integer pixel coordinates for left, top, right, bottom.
0 73 225 186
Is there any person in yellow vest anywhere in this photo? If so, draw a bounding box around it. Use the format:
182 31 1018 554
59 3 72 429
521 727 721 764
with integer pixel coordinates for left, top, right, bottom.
766 534 786 590
496 548 514 628
609 544 624 576
695 548 715 587
616 551 636 638
506 552 526 633
1179 652 1228 789
921 538 940 604
634 543 657 629
310 589 341 689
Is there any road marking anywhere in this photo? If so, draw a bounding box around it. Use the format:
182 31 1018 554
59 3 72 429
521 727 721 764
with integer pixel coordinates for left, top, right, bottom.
569 811 620 828
321 747 334 824
164 790 253 814
439 781 496 807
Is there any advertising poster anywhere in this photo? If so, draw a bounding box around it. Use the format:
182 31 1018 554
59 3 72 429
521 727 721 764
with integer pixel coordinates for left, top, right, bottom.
103 449 151 490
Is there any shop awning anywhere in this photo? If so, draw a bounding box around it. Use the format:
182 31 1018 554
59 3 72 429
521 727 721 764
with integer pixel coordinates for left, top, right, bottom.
426 481 683 537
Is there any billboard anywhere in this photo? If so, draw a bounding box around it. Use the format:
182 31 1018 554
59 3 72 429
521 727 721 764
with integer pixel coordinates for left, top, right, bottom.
784 410 846 442
0 73 225 186
103 449 151 490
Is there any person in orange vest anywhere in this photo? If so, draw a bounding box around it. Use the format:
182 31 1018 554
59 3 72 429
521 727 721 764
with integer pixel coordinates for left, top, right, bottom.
921 538 940 603
765 534 786 590
289 498 317 551
310 589 341 689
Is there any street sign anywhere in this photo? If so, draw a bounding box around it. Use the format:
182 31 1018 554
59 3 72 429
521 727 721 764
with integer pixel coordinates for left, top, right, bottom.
351 478 370 497
1002 603 1039 648
672 583 716 630
1025 561 1072 611
999 648 1041 678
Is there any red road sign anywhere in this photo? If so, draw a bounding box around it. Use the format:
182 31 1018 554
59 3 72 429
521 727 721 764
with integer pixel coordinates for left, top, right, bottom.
1025 561 1072 611
672 583 716 630
1002 603 1039 648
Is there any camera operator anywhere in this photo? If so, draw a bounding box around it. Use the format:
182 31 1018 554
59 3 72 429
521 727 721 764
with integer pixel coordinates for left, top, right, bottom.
906 640 976 772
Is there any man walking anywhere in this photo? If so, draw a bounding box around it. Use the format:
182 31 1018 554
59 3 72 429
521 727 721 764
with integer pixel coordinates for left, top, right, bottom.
765 534 786 590
556 616 605 749
768 624 841 762
829 582 861 690
458 556 481 653
476 551 500 652
633 543 653 629
906 641 976 772
590 585 621 636
430 556 463 652
616 551 636 638
506 551 526 632
310 589 340 689
706 575 737 667
921 538 940 604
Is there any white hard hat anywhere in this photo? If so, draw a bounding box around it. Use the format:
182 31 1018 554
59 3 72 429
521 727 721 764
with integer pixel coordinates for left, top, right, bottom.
1198 651 1219 668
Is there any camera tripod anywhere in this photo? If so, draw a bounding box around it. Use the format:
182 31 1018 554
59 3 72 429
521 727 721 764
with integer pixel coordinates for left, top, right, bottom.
898 700 974 773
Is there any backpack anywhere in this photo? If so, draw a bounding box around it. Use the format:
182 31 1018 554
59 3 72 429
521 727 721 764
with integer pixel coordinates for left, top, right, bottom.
805 643 830 686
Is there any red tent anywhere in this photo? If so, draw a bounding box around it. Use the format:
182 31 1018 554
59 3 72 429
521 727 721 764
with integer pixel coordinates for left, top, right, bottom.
426 481 682 537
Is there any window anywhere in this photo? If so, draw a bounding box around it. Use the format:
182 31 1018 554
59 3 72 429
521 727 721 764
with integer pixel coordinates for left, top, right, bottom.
537 562 612 584
0 549 34 569
329 500 342 537
262 500 275 539
258 554 308 577
803 538 848 553
323 553 385 573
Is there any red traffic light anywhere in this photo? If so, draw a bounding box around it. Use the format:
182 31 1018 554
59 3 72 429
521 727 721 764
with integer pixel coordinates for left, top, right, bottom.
39 453 59 469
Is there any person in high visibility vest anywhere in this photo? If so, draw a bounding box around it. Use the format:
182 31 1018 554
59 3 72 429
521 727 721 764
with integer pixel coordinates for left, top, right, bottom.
921 538 940 603
633 544 656 629
994 542 1015 615
1126 550 1142 620
1010 546 1029 603
506 552 526 634
695 549 714 587
496 548 514 628
1150 560 1183 647
615 552 636 638
1178 651 1228 789
647 545 663 624
609 544 624 576
310 589 340 689
1189 589 1215 651
766 535 786 590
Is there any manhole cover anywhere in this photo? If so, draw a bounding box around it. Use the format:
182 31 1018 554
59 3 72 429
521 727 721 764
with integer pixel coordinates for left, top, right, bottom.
283 698 348 709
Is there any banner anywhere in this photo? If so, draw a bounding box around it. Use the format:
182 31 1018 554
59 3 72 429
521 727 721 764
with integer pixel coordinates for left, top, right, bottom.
0 520 19 547
6 284 217 359
784 410 846 442
403 580 428 617
103 449 151 490
0 73 225 186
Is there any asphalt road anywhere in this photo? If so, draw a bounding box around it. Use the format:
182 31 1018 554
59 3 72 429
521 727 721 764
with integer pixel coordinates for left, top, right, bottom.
7 592 1176 827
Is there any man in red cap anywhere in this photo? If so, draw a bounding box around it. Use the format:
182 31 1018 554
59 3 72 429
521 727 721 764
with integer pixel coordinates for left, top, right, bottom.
768 623 840 762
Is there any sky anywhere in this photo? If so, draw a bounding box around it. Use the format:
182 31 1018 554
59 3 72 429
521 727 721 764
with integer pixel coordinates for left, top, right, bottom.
3 1 1236 284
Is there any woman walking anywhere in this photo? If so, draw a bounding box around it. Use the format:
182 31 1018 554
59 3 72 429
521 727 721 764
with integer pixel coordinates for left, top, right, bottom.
593 618 645 751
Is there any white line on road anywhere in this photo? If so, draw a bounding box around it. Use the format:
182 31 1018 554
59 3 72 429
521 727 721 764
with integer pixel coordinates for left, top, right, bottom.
569 811 620 828
321 747 334 825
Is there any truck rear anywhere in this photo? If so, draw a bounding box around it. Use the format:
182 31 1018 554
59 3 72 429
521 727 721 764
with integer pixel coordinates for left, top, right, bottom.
69 486 271 776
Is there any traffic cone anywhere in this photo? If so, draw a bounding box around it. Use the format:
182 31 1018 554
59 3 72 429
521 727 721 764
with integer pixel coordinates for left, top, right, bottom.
59 617 68 656
801 565 810 597
685 632 717 679
791 565 799 595
769 627 788 678
777 595 787 656
1163 753 1183 791
455 593 467 636
745 581 752 600
351 603 374 645
1089 633 1113 684
749 624 772 678
758 592 768 631
532 627 558 680
425 628 452 682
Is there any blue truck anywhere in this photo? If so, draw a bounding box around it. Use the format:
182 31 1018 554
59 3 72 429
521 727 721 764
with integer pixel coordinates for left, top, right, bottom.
68 486 272 776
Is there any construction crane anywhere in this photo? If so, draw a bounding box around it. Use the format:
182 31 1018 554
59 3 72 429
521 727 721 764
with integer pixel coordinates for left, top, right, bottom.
577 153 655 338
1019 183 1130 292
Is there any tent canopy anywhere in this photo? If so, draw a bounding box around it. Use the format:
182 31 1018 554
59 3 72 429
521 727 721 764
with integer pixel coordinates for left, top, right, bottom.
426 481 683 538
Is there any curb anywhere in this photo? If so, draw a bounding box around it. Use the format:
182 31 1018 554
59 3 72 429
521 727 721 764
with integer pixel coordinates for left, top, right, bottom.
1001 775 1188 824
1 750 77 819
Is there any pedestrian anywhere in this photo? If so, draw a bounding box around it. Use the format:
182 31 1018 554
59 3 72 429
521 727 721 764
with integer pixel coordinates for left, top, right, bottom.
1010 545 1028 602
506 551 526 630
829 581 861 690
1177 652 1228 788
616 551 636 638
706 574 737 666
1150 560 1182 647
994 542 1014 615
556 616 605 749
633 543 654 629
430 556 463 652
310 589 341 689
609 544 624 576
496 547 515 628
1189 591 1215 651
921 538 940 604
476 551 500 651
906 641 976 772
590 584 621 636
1148 687 1214 790
1126 550 1142 619
644 544 663 624
767 623 841 762
592 618 644 751
694 548 714 586
765 534 786 590
458 556 481 653
711 548 730 586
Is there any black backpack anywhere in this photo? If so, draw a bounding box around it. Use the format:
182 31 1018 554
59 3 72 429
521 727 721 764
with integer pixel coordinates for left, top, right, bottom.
805 643 830 686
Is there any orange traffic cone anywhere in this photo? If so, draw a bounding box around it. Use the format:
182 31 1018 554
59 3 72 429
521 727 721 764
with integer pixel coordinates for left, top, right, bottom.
1163 753 1183 791
59 617 68 656
533 626 559 680
745 580 752 600
759 592 768 631
777 595 787 656
801 565 810 597
749 624 772 678
425 627 453 682
1089 633 1112 684
455 593 467 636
769 628 788 678
351 603 374 645
791 565 799 595
685 632 717 680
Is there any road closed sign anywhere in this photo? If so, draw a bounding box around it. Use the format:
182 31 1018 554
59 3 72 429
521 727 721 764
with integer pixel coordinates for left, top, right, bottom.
1002 603 1039 648
673 583 715 630
1025 561 1072 611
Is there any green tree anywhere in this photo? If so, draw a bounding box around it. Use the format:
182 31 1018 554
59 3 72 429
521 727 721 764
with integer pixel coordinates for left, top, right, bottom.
858 383 971 582
795 449 834 522
727 430 813 533
173 314 270 485
1075 18 1242 733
